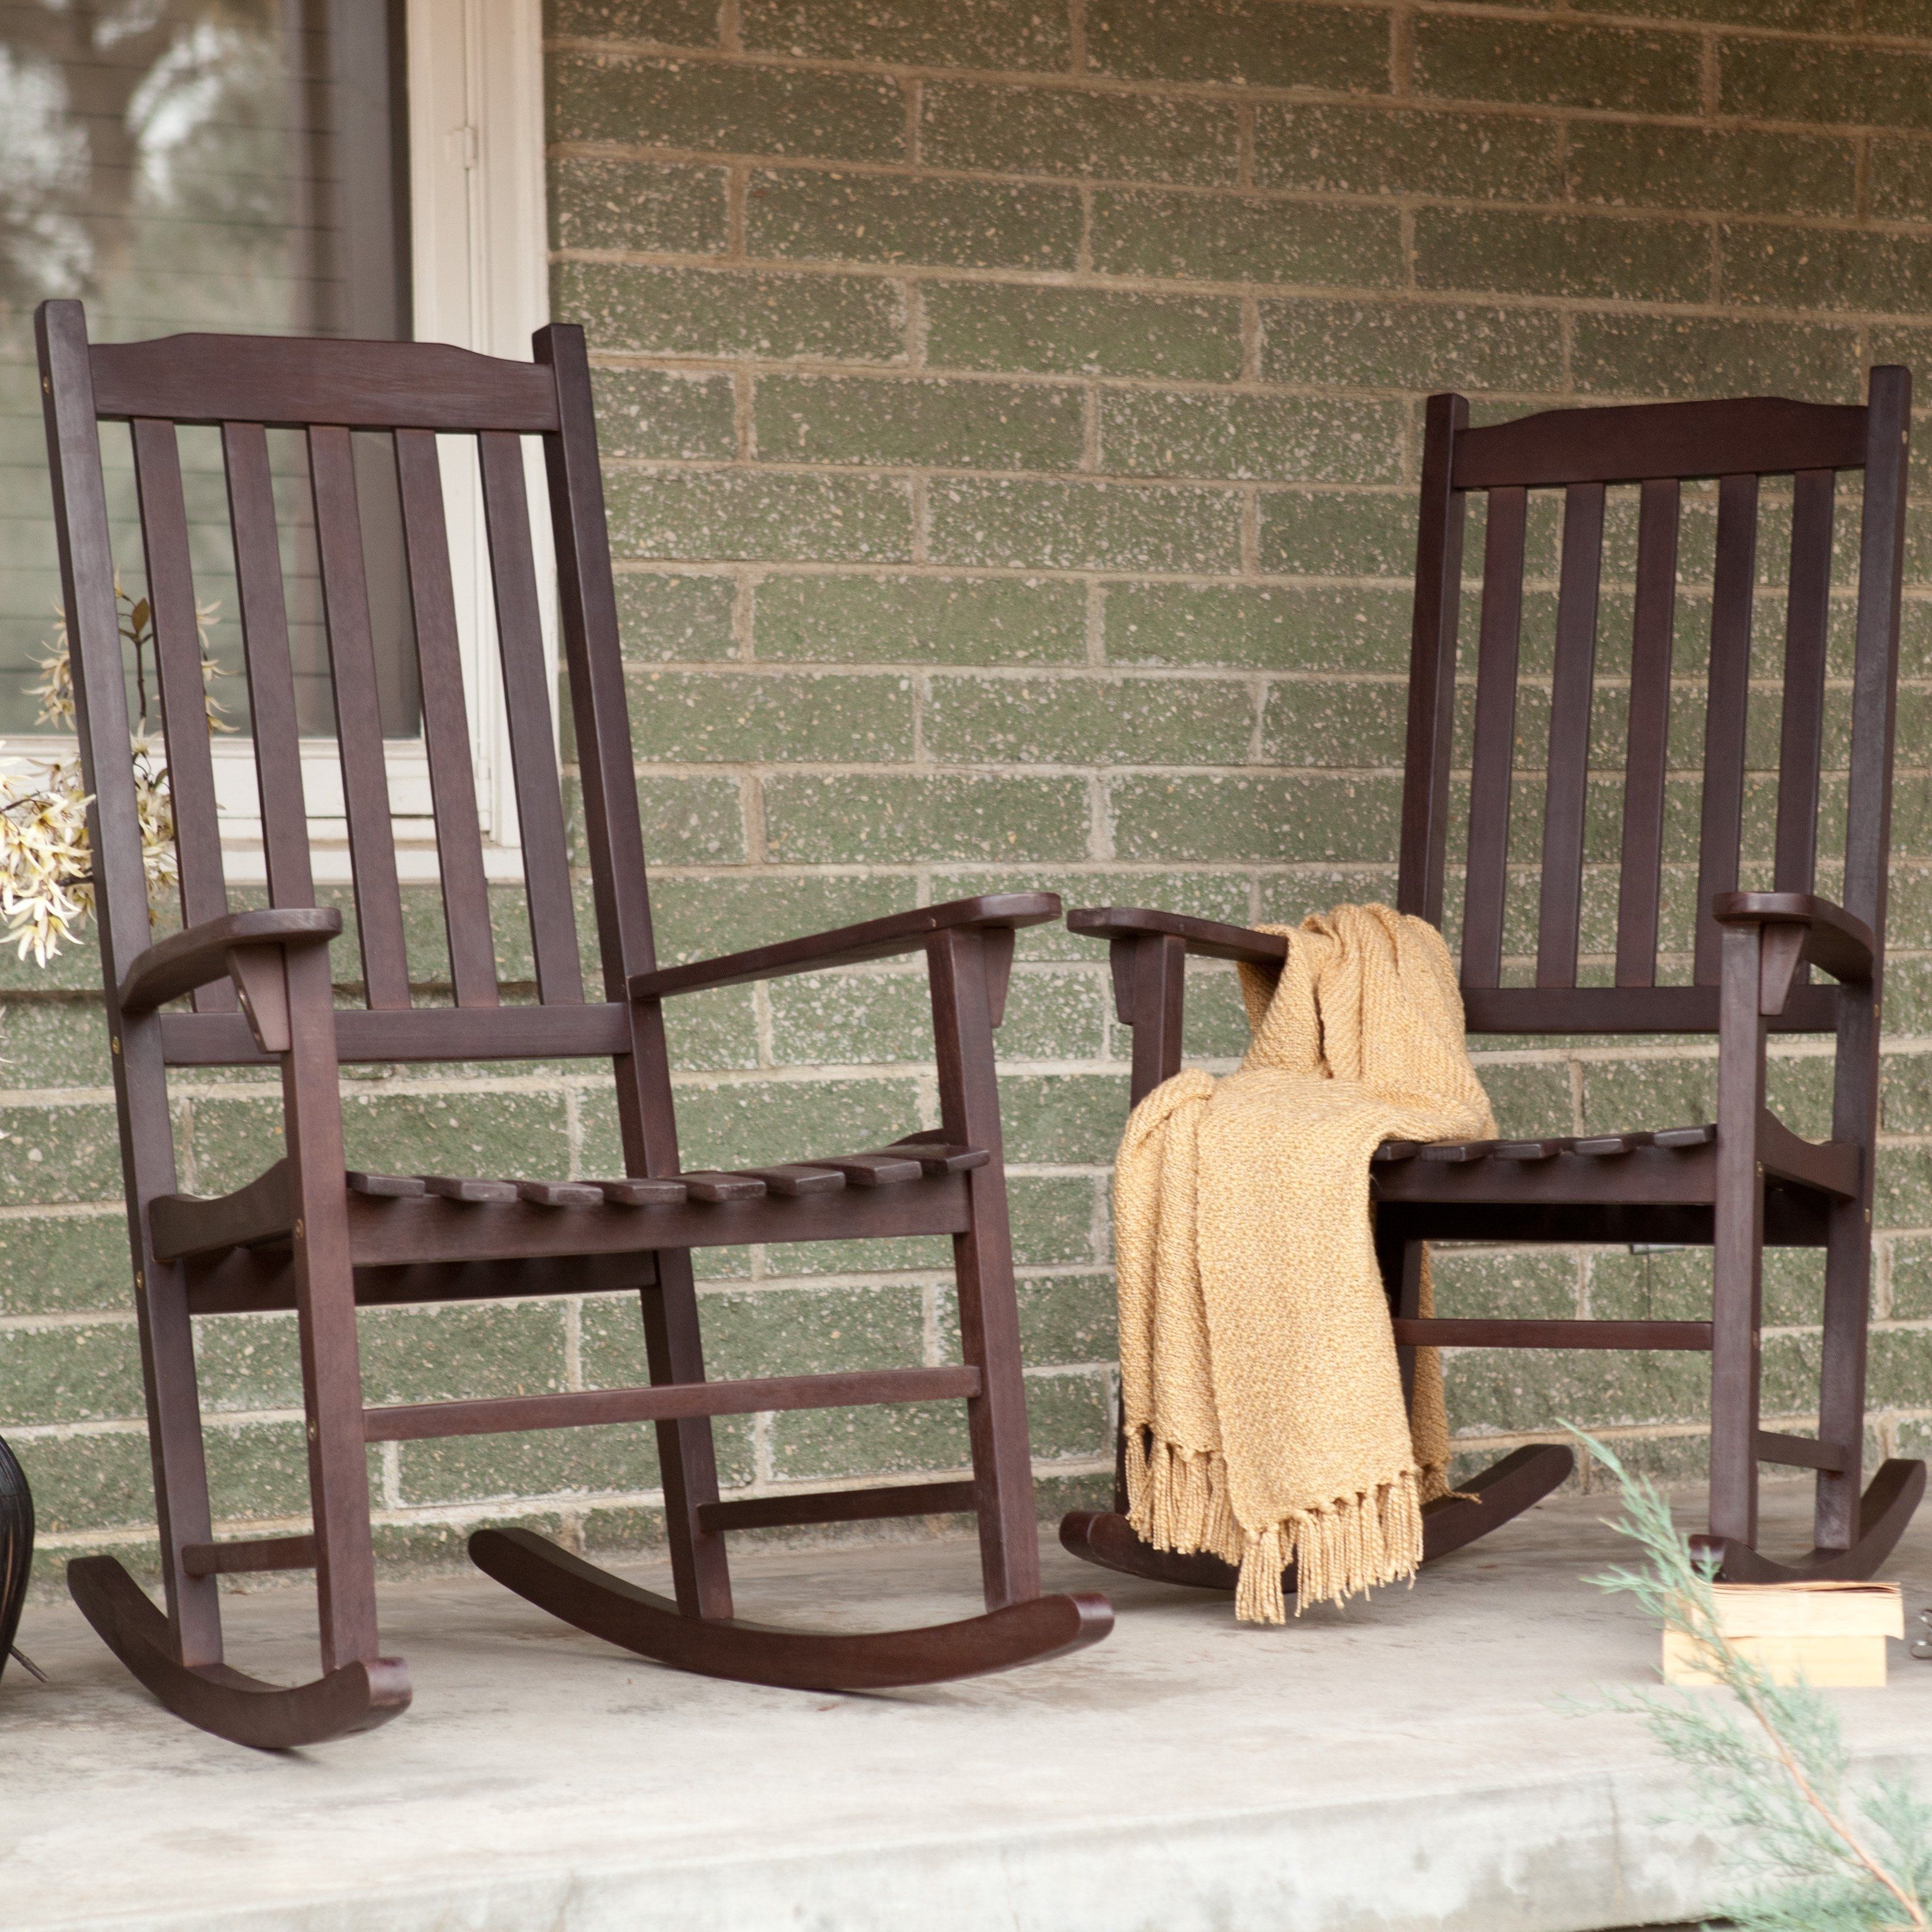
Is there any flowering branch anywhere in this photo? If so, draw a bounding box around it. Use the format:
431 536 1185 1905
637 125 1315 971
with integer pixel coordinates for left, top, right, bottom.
0 583 228 965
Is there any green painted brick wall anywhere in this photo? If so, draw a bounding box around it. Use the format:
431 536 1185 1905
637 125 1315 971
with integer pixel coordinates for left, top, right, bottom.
13 0 1932 1588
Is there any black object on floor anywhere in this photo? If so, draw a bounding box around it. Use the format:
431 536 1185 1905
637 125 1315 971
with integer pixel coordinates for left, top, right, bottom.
1 1432 42 1684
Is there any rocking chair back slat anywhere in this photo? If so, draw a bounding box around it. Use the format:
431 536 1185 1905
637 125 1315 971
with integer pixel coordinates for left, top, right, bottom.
1774 469 1837 897
1407 377 1907 1034
1692 473 1761 985
1535 482 1606 987
307 426 411 1009
1844 368 1913 941
131 417 234 1012
1398 392 1470 928
222 422 313 907
394 427 498 1008
1613 477 1680 987
1460 484 1527 989
479 430 583 1005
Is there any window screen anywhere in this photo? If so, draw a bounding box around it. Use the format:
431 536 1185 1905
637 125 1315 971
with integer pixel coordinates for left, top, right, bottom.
0 0 415 737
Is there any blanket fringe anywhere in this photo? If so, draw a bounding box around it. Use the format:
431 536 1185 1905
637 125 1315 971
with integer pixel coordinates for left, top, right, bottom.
1126 1433 1234 1558
1128 1431 1427 1623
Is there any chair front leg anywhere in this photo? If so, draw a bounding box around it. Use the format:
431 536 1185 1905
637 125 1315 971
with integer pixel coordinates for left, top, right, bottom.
280 944 380 1673
1710 919 1770 1553
928 925 1039 1610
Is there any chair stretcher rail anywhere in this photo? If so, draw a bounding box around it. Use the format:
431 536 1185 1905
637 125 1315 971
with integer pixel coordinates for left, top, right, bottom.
362 1366 982 1442
696 1480 978 1534
1392 1317 1714 1350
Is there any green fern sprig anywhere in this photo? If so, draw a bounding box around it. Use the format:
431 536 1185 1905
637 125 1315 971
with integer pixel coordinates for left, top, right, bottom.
1570 1427 1930 1931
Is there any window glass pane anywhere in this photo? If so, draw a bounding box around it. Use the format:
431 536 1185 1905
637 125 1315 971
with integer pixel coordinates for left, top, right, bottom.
0 0 413 736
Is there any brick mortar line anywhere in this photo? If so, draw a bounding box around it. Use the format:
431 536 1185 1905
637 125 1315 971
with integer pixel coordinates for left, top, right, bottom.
560 243 1932 327
559 161 1932 238
545 25 1932 95
551 129 1932 193
590 363 1869 414
1418 1 1932 53
616 664 1921 697
606 560 1932 598
626 753 1932 778
604 454 1403 493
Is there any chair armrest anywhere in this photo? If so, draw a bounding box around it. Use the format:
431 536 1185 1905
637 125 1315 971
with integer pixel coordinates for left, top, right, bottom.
1065 906 1290 969
627 893 1061 1000
118 909 342 1014
1710 892 1874 985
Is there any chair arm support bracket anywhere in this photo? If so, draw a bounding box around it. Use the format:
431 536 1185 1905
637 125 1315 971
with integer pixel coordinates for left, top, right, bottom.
1710 892 1875 1014
1066 906 1290 973
118 909 343 1052
626 892 1058 1002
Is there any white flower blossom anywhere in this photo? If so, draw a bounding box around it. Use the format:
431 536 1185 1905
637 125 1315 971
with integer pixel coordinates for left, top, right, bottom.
1 583 225 965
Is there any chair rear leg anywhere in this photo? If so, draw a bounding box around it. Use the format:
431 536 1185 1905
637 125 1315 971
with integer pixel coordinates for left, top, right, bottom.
1708 924 1768 1555
1814 1198 1872 1550
640 1247 734 1619
930 926 1040 1611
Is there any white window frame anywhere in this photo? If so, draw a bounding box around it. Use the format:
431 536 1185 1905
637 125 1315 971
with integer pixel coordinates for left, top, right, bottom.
2 0 551 888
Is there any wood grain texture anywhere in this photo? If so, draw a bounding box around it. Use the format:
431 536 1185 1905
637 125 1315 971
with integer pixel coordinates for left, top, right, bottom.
1069 368 1917 1596
43 301 1108 1738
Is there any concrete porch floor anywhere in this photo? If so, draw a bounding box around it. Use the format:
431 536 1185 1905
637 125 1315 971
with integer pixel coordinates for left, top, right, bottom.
6 1483 1927 1932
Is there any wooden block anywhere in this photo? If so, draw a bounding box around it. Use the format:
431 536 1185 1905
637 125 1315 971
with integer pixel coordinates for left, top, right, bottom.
1662 1581 1902 1687
1709 1579 1904 1639
1663 1631 1890 1689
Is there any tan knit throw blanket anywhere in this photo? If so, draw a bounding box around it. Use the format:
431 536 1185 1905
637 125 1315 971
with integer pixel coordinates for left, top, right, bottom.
1115 903 1495 1624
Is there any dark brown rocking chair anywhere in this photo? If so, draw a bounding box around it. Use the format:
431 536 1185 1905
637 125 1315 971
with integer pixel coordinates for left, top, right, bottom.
37 299 1110 1748
1062 373 1925 1598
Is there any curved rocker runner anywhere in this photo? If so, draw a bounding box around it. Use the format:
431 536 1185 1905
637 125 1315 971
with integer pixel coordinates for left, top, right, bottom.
471 1528 1111 1690
67 1557 409 1750
1059 373 1925 1602
1061 1443 1576 1596
36 301 1111 1746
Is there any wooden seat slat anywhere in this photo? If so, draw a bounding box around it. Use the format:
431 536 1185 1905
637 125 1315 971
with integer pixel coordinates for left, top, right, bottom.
421 1176 519 1204
583 1177 688 1206
814 1153 925 1186
517 1181 604 1208
738 1165 846 1197
677 1172 768 1203
347 1172 425 1198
